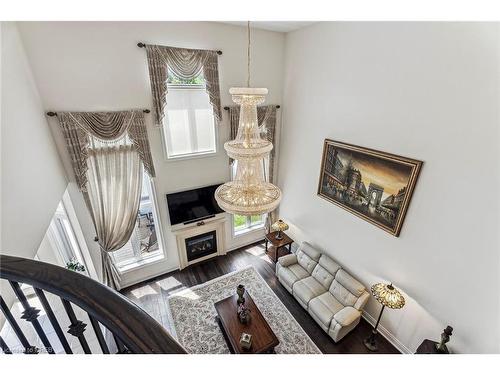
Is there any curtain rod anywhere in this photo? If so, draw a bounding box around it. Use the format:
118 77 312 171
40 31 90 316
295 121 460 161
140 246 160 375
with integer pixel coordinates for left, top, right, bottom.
224 105 280 110
137 42 223 55
46 109 151 117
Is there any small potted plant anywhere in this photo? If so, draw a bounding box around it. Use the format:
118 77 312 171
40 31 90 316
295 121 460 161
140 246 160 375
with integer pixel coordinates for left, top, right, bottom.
66 258 86 273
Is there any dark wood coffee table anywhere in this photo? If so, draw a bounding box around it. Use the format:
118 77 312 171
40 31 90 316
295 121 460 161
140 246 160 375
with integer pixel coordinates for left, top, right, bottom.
214 291 279 354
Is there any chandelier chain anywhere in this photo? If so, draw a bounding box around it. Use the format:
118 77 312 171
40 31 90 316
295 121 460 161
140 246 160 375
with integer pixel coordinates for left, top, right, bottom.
247 21 251 87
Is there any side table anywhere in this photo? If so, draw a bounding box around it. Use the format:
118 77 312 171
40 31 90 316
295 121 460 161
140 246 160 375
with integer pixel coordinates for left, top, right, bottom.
264 232 293 263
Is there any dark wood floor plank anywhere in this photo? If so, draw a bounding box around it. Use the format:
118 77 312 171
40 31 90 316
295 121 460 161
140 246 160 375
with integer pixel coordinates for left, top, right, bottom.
122 241 399 354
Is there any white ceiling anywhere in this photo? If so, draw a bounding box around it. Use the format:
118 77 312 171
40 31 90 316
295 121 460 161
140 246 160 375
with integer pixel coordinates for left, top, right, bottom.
220 21 316 33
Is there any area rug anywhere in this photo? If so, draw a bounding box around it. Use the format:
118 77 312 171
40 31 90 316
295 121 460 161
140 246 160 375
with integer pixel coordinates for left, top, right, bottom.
165 266 321 354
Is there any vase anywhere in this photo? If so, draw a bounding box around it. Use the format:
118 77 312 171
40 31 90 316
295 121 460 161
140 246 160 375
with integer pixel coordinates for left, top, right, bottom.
238 308 251 324
236 284 245 305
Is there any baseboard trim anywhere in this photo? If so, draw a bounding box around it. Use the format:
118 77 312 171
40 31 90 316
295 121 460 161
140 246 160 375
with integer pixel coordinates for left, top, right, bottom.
362 311 412 354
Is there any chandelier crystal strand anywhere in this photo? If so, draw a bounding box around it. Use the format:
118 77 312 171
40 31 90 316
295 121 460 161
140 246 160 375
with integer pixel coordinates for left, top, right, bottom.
215 22 282 216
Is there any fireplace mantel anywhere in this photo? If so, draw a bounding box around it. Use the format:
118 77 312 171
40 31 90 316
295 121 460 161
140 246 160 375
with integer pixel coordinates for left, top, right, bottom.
173 217 227 269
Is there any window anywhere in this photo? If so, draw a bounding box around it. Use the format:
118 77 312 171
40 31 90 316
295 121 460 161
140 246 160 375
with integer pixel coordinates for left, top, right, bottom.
163 71 217 159
233 214 265 235
45 200 90 276
111 171 164 270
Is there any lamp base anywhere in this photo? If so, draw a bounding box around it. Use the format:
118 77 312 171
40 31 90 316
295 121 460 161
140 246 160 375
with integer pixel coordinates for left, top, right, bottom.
363 330 379 352
274 231 283 240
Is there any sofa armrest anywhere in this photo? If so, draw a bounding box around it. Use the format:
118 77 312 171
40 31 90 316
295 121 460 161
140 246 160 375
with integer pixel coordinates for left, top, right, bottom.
354 291 370 310
278 254 297 267
333 306 361 327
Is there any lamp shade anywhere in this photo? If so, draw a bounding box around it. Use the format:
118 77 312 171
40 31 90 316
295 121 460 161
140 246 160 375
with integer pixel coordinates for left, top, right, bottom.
271 219 289 232
370 283 405 309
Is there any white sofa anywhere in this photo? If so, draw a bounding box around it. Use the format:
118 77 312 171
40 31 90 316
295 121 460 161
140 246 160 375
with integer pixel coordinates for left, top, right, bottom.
276 242 370 342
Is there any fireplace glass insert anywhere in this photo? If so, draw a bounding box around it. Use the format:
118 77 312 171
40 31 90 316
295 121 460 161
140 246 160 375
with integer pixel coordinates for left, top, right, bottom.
185 230 217 262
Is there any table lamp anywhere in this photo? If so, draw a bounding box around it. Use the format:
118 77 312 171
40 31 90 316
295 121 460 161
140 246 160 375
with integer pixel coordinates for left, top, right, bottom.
364 282 405 351
271 219 289 240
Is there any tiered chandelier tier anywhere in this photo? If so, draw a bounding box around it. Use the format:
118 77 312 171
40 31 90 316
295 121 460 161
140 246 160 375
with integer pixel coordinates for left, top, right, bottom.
215 23 282 216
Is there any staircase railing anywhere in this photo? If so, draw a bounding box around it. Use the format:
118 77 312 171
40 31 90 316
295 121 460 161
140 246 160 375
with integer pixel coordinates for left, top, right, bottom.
0 255 186 354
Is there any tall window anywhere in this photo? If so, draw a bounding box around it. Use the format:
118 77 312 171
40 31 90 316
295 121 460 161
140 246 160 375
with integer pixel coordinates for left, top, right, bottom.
111 171 163 270
163 72 217 159
45 200 89 276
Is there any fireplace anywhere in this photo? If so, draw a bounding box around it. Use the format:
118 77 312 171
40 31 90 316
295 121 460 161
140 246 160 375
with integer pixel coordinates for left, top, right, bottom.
185 230 217 262
174 218 226 269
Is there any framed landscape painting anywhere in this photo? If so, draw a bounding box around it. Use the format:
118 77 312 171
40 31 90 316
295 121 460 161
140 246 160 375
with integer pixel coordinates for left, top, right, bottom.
317 139 423 236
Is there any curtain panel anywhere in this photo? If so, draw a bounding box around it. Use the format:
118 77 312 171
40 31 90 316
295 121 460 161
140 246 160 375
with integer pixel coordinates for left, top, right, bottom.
57 110 155 191
84 144 143 289
145 44 222 128
56 110 155 289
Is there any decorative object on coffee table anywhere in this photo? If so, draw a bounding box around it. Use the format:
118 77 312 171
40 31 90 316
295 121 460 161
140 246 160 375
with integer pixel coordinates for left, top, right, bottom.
237 303 251 324
214 289 279 353
416 326 453 354
236 284 246 305
265 231 293 263
271 219 289 240
240 333 252 349
364 282 405 352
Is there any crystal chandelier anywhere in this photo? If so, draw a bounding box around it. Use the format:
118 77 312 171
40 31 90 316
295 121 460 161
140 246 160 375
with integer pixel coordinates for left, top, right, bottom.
215 22 282 216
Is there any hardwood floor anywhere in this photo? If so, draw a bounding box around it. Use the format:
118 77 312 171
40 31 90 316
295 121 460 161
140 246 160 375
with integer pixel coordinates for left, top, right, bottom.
122 241 399 354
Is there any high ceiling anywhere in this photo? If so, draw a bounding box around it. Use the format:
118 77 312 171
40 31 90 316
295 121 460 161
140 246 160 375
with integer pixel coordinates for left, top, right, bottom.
220 21 316 33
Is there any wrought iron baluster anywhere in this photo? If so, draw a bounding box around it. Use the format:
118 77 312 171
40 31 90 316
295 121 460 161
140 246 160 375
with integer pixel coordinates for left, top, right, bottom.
60 298 91 354
88 314 109 354
34 288 73 354
0 335 12 354
113 334 130 354
0 295 38 354
9 281 54 354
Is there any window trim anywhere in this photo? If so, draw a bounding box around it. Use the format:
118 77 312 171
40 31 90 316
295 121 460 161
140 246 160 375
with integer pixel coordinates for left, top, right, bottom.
161 85 219 162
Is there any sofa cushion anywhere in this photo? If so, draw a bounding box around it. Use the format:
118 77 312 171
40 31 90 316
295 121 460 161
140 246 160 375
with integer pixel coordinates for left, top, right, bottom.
335 269 365 297
308 292 344 330
311 255 341 289
298 242 322 261
318 254 341 276
329 269 365 307
278 253 297 267
278 263 309 289
333 306 361 327
297 251 318 274
296 242 321 274
293 276 327 307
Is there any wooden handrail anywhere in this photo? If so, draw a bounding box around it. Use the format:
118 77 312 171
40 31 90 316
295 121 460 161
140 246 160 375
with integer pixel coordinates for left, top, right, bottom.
0 255 186 354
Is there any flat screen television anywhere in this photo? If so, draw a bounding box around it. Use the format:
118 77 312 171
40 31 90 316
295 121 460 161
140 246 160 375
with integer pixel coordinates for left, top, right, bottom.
166 184 224 225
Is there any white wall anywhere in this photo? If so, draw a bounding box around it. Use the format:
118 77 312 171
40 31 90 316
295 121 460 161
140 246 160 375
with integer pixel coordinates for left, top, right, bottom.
280 22 499 353
17 22 285 287
0 22 68 307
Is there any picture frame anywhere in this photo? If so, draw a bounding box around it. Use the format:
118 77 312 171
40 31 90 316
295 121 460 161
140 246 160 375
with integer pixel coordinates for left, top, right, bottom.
317 139 423 237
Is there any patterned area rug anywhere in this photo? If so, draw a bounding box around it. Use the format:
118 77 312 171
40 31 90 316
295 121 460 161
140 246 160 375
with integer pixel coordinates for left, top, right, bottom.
165 266 321 354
